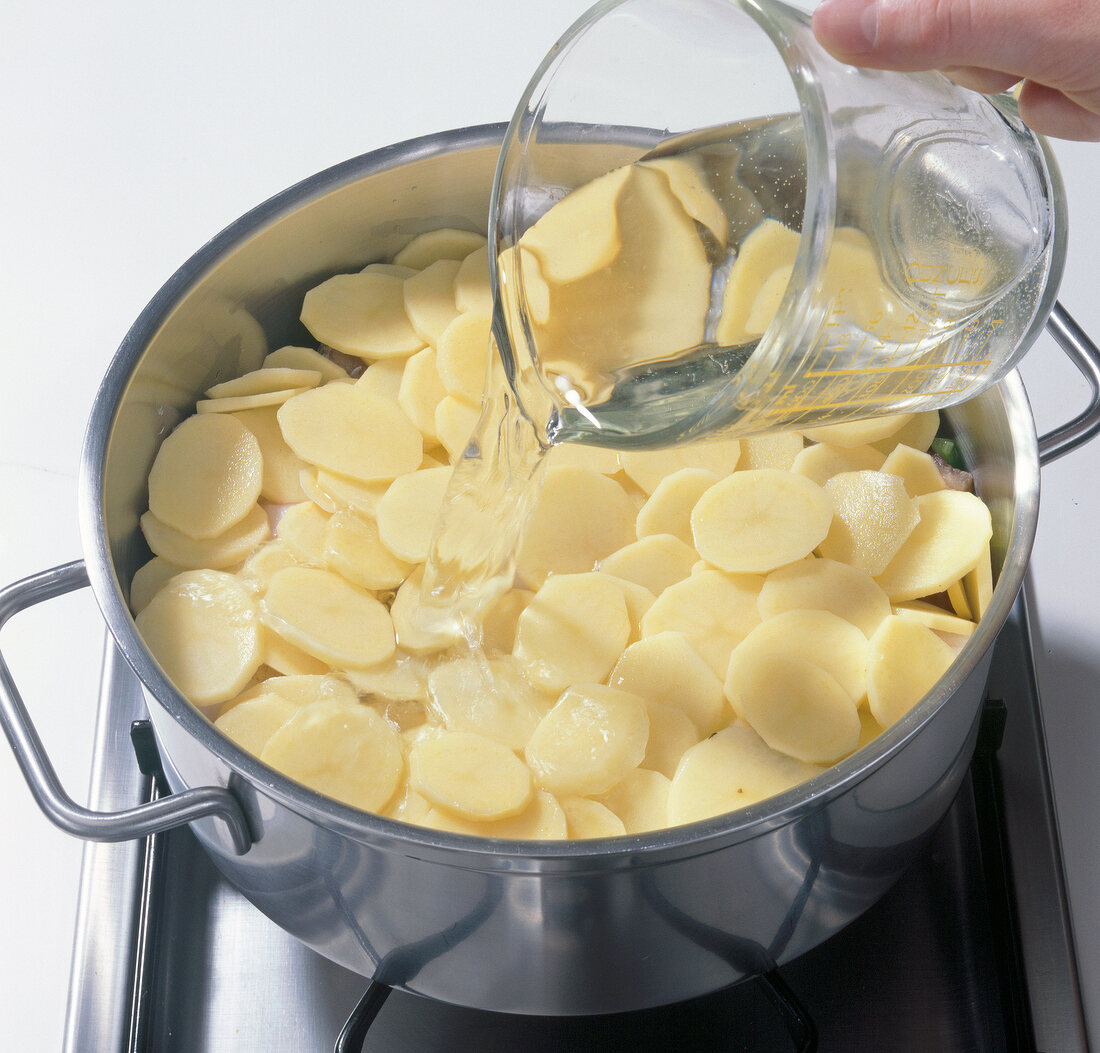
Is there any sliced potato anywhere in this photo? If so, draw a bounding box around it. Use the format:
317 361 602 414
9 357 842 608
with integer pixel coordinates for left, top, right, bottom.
737 431 803 472
129 556 185 614
801 414 914 448
275 500 331 563
870 410 940 456
893 599 976 638
300 271 425 359
423 789 567 840
638 702 701 780
402 258 461 345
427 655 544 750
639 155 727 245
640 569 763 679
454 243 493 315
609 631 726 734
278 384 423 483
690 469 833 574
375 465 452 564
435 312 492 403
620 438 740 495
598 533 697 595
205 367 322 400
214 692 301 756
434 395 481 462
389 567 464 656
962 541 994 620
598 768 671 834
410 731 533 821
147 413 262 540
757 557 892 638
525 684 649 798
874 490 993 602
513 572 631 693
355 357 406 403
880 443 946 497
323 508 413 591
561 796 627 839
261 624 331 677
866 615 957 727
819 470 921 577
668 724 824 826
260 566 395 669
260 699 404 812
232 406 307 505
729 653 860 763
397 346 447 444
790 442 886 486
394 228 487 270
262 344 350 382
635 467 720 544
136 569 262 708
140 504 270 570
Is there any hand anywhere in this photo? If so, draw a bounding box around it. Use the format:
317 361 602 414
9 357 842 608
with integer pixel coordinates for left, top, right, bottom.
811 0 1100 141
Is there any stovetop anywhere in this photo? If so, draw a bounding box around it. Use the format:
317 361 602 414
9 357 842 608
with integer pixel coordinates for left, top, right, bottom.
63 590 1087 1053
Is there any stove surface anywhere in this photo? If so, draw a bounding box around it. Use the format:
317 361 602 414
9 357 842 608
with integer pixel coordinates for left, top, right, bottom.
63 593 1086 1053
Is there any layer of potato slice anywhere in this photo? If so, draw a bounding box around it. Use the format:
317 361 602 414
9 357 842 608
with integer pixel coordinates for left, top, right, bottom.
278 384 423 483
214 692 302 756
820 470 920 577
866 615 958 727
375 465 452 564
129 556 184 614
454 244 492 315
323 508 413 591
147 413 263 540
598 768 671 834
802 414 914 449
525 684 649 798
135 569 262 708
790 441 886 486
668 724 825 826
639 155 727 245
893 600 976 637
757 557 892 638
435 312 492 403
300 271 425 359
874 490 993 602
638 702 701 780
232 405 307 505
402 258 461 345
260 699 404 812
880 444 946 497
634 467 720 544
205 366 323 400
393 228 487 270
730 653 860 763
715 218 800 346
261 566 396 669
691 468 833 574
140 504 270 570
598 533 697 596
262 344 351 382
423 789 568 840
513 572 631 693
620 438 740 495
737 432 804 472
410 731 533 821
561 796 627 839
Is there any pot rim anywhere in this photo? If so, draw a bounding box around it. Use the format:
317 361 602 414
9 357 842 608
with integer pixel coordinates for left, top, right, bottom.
77 123 1041 869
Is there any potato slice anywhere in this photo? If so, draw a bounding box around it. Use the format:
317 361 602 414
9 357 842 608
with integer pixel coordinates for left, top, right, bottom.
147 414 263 540
278 384 423 483
639 155 727 245
205 367 322 400
136 569 262 708
515 466 637 588
545 442 622 476
737 432 804 472
214 692 301 756
519 165 631 284
434 396 481 462
690 469 833 574
129 556 184 614
790 442 886 486
300 271 425 360
261 566 395 669
238 540 298 594
312 469 389 516
870 410 940 456
639 702 701 780
323 509 413 591
880 444 946 497
513 573 631 693
410 731 533 821
525 684 649 797
715 218 800 346
947 579 974 619
635 467 720 544
140 504 270 570
758 557 892 638
355 357 406 403
402 258 461 345
598 534 697 596
819 471 921 577
561 796 627 839
426 655 544 750
598 768 672 834
620 438 741 495
275 500 330 563
226 672 358 712
726 608 870 707
609 631 726 734
362 261 419 279
394 228 487 270
232 406 307 505
730 653 860 763
454 243 492 315
196 387 313 414
479 588 534 654
423 789 567 840
874 490 993 602
261 624 330 677
640 569 763 679
260 699 404 813
375 465 452 564
397 346 447 444
389 568 464 656
962 541 994 620
801 414 914 448
343 650 432 704
263 345 350 383
866 615 957 727
668 724 824 825
435 312 492 403
893 600 976 637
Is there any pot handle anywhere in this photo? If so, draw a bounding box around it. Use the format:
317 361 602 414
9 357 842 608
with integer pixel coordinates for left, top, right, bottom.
1037 301 1100 465
0 560 252 855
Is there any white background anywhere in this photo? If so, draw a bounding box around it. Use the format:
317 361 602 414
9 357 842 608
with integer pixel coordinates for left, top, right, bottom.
0 2 1098 1050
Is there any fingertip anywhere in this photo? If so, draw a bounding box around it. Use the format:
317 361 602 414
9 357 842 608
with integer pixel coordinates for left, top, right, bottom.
812 0 879 58
1017 81 1100 142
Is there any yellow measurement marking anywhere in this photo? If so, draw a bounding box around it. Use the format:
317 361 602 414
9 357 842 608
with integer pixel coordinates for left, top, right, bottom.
805 359 990 379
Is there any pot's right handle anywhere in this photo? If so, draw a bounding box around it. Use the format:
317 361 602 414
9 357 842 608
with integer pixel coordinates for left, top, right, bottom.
1037 301 1100 465
0 561 252 855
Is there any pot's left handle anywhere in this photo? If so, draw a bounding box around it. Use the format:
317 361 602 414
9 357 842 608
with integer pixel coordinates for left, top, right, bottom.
0 561 252 855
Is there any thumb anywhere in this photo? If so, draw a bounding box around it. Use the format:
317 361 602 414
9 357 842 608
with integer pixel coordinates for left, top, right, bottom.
811 0 1078 76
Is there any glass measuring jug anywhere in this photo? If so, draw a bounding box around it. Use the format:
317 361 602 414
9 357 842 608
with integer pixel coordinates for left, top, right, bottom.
490 0 1066 449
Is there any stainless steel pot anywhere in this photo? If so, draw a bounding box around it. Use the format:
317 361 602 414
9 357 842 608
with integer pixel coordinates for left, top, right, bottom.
3 126 1100 1016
